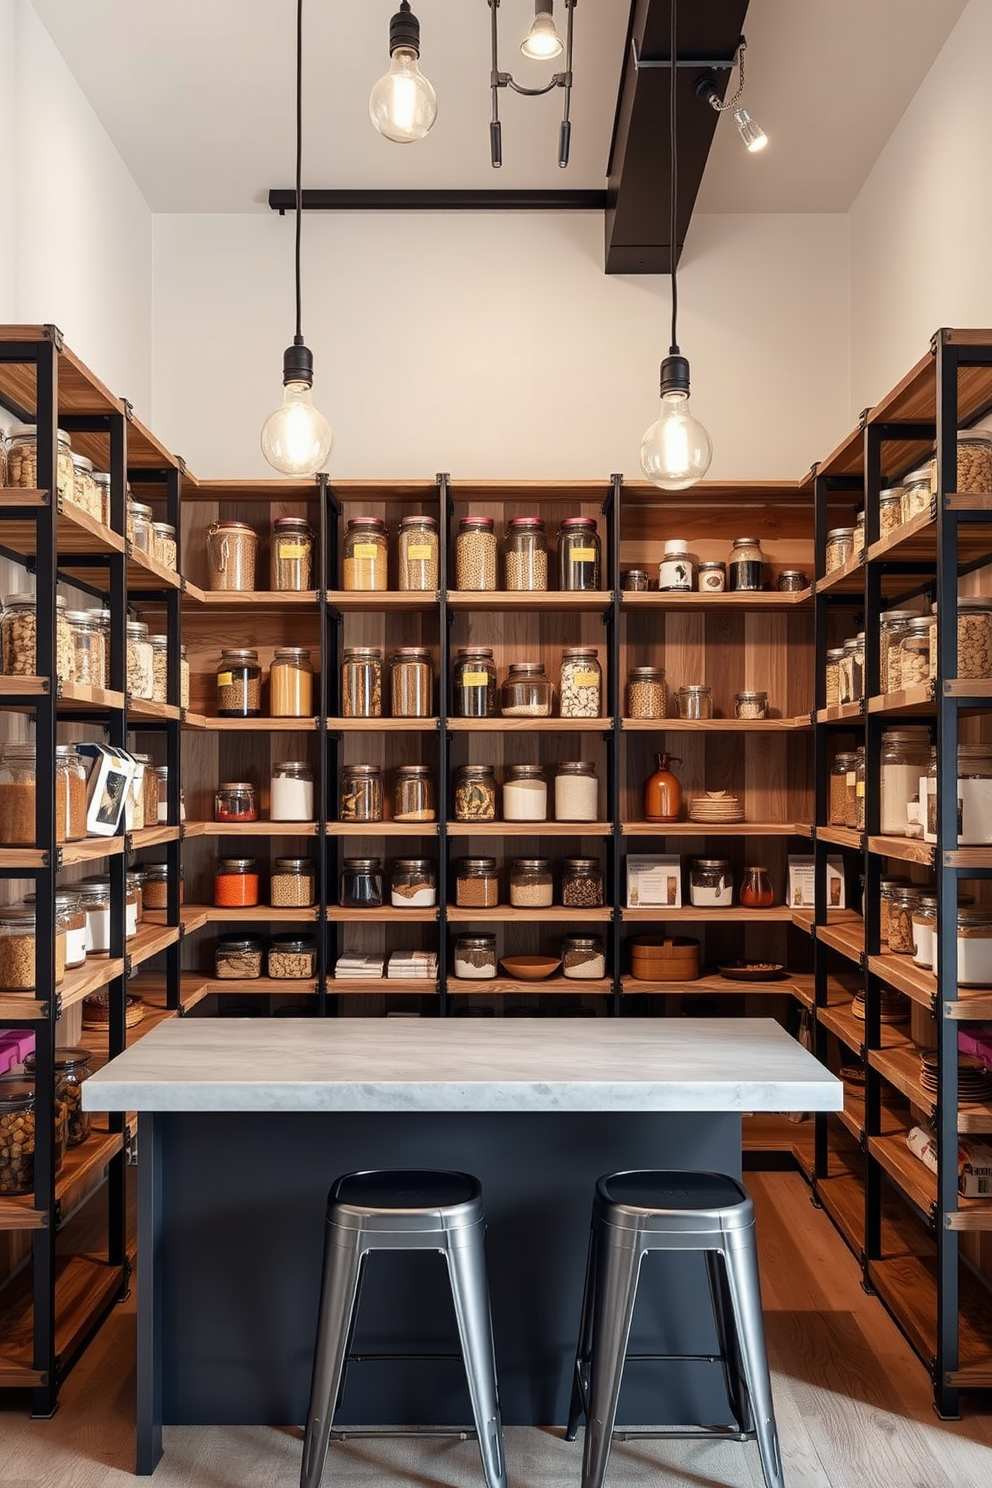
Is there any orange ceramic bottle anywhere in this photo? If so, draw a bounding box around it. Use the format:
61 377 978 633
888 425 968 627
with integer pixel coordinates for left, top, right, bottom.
644 753 682 822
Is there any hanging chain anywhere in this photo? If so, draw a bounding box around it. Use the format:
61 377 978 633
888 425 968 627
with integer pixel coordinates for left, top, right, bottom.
707 39 747 114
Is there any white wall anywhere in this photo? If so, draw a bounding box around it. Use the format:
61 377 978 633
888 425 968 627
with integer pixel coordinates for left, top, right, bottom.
0 1 17 318
152 207 849 482
850 0 992 418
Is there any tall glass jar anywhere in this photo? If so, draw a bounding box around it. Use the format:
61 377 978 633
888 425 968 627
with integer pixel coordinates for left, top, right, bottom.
554 761 598 822
54 1049 92 1146
151 522 178 571
957 907 992 987
557 517 601 591
397 514 439 591
880 727 932 836
502 764 547 822
825 527 855 572
150 634 169 703
0 906 65 989
453 647 497 718
92 471 111 526
180 644 190 709
340 858 384 909
391 858 436 908
343 517 388 590
0 1079 35 1194
126 620 154 699
728 536 764 591
455 516 497 591
270 857 316 909
455 858 499 909
270 760 314 821
503 517 548 591
270 647 314 717
956 430 992 494
56 743 87 841
340 763 382 822
128 499 153 555
559 647 602 719
270 515 315 590
880 610 916 694
390 647 433 717
207 520 257 590
0 743 36 846
561 858 604 908
887 886 919 953
509 858 553 908
5 424 74 500
1 592 74 680
626 666 667 719
454 764 497 822
216 647 261 717
65 608 106 687
393 764 435 822
911 894 937 970
901 465 933 524
341 647 382 718
957 597 992 679
855 747 866 830
824 646 845 707
879 487 903 535
899 618 932 691
500 661 552 717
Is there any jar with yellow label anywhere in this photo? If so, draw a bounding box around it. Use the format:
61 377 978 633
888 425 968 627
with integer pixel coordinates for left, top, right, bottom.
397 514 439 591
557 517 601 591
217 648 261 717
270 516 315 590
343 517 388 590
453 648 496 718
559 647 602 718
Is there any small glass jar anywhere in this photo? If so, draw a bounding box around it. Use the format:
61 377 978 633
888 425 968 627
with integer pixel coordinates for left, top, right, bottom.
455 516 498 591
126 620 154 700
824 646 845 707
151 521 178 571
214 857 259 908
0 906 65 989
341 647 382 718
340 857 384 908
503 517 548 591
879 488 903 536
956 430 992 494
343 517 388 591
626 666 667 720
776 570 807 592
216 648 261 718
270 515 315 591
270 760 314 821
503 764 548 821
510 858 553 908
53 1049 92 1147
880 610 917 695
0 1079 35 1195
454 764 497 822
397 514 439 591
390 647 433 718
886 885 919 954
622 568 651 592
270 857 316 909
92 471 112 526
911 894 937 970
825 527 856 573
1 592 75 680
879 878 911 946
0 743 37 846
689 858 733 908
453 933 497 979
207 520 258 590
150 633 169 704
880 727 932 836
561 857 604 909
180 644 190 709
455 857 499 909
559 647 602 719
501 661 552 717
391 858 436 908
128 870 145 924
554 761 598 822
901 465 933 524
55 743 87 842
141 763 160 833
728 536 764 591
268 934 319 979
899 618 932 691
740 866 774 909
126 498 153 555
697 560 726 593
957 597 992 679
453 647 497 718
65 607 106 687
214 781 258 823
5 424 73 500
393 764 435 823
734 691 767 720
270 647 314 718
562 935 606 980
140 862 183 911
676 684 713 720
855 747 866 831
658 539 694 592
215 934 265 979
957 907 992 987
840 634 865 703
340 763 382 822
557 517 601 591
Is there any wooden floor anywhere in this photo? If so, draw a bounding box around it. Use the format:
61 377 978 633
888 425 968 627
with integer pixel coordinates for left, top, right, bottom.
2 1171 992 1487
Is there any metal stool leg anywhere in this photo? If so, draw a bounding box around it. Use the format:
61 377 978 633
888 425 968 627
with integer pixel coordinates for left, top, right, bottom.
445 1226 508 1488
705 1249 753 1437
581 1224 643 1488
722 1231 785 1488
300 1235 365 1488
566 1219 598 1441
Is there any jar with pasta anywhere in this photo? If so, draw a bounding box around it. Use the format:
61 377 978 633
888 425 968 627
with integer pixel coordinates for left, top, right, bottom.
390 647 433 717
455 516 497 590
397 514 439 591
5 424 74 501
151 522 177 571
69 453 100 518
206 520 258 591
559 647 601 719
343 517 388 590
340 763 382 822
126 620 154 699
879 487 903 536
825 527 855 573
956 596 992 679
270 515 315 590
957 430 992 495
216 648 261 717
503 517 548 591
270 647 314 717
2 592 75 681
901 465 932 524
899 618 931 691
65 608 106 687
454 763 497 822
879 610 916 695
886 885 918 954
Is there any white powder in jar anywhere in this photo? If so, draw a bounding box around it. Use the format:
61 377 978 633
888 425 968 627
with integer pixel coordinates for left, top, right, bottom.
554 771 598 821
270 776 314 821
503 779 547 821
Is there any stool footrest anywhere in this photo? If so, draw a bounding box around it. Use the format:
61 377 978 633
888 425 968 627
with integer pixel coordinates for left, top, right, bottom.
330 1426 478 1442
624 1352 725 1365
346 1352 462 1364
615 1428 753 1443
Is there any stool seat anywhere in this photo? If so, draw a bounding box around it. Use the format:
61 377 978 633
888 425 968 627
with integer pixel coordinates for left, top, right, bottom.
595 1170 754 1237
329 1169 484 1233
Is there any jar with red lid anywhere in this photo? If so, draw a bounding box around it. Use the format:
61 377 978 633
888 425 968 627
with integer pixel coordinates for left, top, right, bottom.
503 517 547 591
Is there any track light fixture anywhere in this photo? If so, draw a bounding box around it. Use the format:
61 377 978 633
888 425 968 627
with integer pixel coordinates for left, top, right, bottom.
488 0 576 169
369 2 438 144
695 39 768 153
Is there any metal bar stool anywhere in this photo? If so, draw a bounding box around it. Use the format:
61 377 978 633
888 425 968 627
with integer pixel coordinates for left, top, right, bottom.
300 1169 507 1488
565 1170 785 1488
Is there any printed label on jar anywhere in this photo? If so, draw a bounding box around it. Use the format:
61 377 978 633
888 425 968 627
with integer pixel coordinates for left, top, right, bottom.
573 672 599 686
407 544 433 560
569 547 597 562
279 542 307 559
353 543 379 558
460 671 490 686
216 671 233 686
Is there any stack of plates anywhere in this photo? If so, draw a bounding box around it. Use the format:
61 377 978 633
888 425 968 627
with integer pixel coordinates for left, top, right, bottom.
687 791 745 825
852 987 910 1023
920 1052 992 1101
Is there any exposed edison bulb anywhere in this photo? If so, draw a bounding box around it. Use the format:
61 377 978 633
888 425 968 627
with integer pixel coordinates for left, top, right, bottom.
640 356 712 491
734 106 768 153
261 345 332 477
369 47 437 142
521 3 563 60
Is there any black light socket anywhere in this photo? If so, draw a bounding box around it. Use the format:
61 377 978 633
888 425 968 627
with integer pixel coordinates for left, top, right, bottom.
282 339 315 387
390 1 421 57
659 354 691 397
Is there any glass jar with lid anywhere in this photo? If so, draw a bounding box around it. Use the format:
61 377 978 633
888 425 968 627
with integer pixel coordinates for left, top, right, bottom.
503 764 547 821
150 633 169 703
503 517 548 591
215 934 265 979
206 520 257 590
956 429 992 494
855 747 866 830
500 661 552 717
453 933 497 979
824 646 846 707
126 620 154 699
343 516 388 590
154 765 173 824
658 539 694 592
140 862 183 912
876 877 909 946
697 561 726 592
740 866 775 909
559 647 602 719
453 647 497 717
22 889 86 968
393 764 435 823
626 666 667 719
622 568 651 591
270 515 315 590
179 644 190 709
128 870 145 924
561 857 604 908
0 1078 36 1194
886 885 919 953
901 464 933 524
562 934 606 979
397 514 439 591
899 618 932 691
0 906 65 989
879 487 903 535
911 894 937 970
84 607 112 687
39 1049 92 1147
214 857 259 908
777 569 808 592
151 521 177 571
455 857 499 908
55 743 87 842
391 858 437 908
879 609 917 694
128 499 154 555
554 761 598 822
216 647 261 717
270 759 314 821
676 684 713 720
65 608 105 687
557 517 601 591
727 536 764 591
390 647 433 718
341 647 382 717
454 764 497 821
215 781 258 823
340 763 382 822
880 727 931 836
5 423 74 500
1 592 75 680
509 858 553 908
957 596 992 679
340 857 384 908
957 907 992 987
268 934 319 978
92 470 111 526
455 516 498 591
689 858 733 908
270 647 314 717
825 527 855 573
0 744 37 846
839 635 864 703
270 857 316 909
734 691 767 720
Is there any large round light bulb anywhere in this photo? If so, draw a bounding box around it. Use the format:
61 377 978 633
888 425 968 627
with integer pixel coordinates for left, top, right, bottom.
261 381 333 477
640 355 712 491
370 47 437 143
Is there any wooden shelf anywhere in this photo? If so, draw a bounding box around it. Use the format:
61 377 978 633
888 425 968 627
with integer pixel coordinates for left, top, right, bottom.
814 1124 867 1257
622 906 795 923
329 907 438 923
623 821 811 838
325 591 439 614
813 555 864 595
192 820 320 837
0 490 125 559
180 973 318 1001
870 1132 992 1230
621 717 812 733
329 717 438 733
59 955 126 1012
127 696 181 723
620 971 813 998
128 921 181 970
446 976 611 995
331 821 439 837
183 586 319 608
446 821 613 838
447 590 613 614
0 990 49 1021
867 685 935 717
0 1252 127 1389
128 824 181 850
814 916 864 963
447 717 611 733
621 589 811 612
59 835 126 866
868 1248 992 1389
181 904 320 924
867 835 935 866
330 978 438 995
183 713 319 731
816 703 864 724
871 1042 992 1134
59 679 125 711
127 547 182 590
816 825 862 851
448 906 612 924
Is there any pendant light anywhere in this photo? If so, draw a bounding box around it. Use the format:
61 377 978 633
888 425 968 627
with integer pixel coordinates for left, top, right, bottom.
639 0 712 491
261 0 333 477
369 2 437 144
520 2 563 61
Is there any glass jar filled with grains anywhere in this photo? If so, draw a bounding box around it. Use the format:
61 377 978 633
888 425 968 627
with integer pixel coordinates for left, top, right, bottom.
341 647 382 718
727 536 764 591
453 933 497 980
55 744 87 841
0 430 6 484
140 862 183 912
343 517 388 590
270 516 315 590
397 514 439 591
559 647 602 719
65 608 106 687
503 517 548 591
92 471 111 526
557 517 601 591
215 934 265 980
510 858 553 908
562 934 606 980
151 522 177 571
0 744 37 846
454 764 497 822
0 1079 36 1195
879 877 911 945
879 610 917 694
23 890 86 968
886 885 919 954
5 424 74 500
453 647 497 718
734 691 768 720
676 684 713 720
855 747 866 830
899 618 932 690
340 763 382 822
502 764 547 822
626 666 667 719
206 520 257 590
269 857 316 908
957 430 992 494
901 465 932 524
391 858 436 908
880 727 932 836
879 487 903 536
126 620 154 699
825 527 855 573
340 857 384 909
216 648 261 717
390 647 433 717
455 516 497 591
393 764 435 823
501 661 553 717
956 596 992 679
128 500 153 554
150 634 169 703
455 857 499 908
562 857 604 908
270 759 314 821
270 647 314 717
214 857 260 908
179 643 190 709
1 592 75 680
268 934 318 979
824 646 845 707
140 759 160 829
214 781 258 823
0 906 65 989
777 569 808 592
554 761 598 822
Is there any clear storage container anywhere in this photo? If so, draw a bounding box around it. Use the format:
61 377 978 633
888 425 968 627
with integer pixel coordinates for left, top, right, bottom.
501 661 552 717
150 634 169 703
207 520 257 591
880 610 916 694
214 857 260 908
1 592 74 680
825 527 855 573
626 666 667 719
216 648 261 717
899 618 932 691
126 620 154 699
341 647 382 718
455 858 498 908
455 516 497 591
151 521 177 571
397 514 439 591
214 781 258 823
391 858 436 908
957 596 992 679
880 727 932 836
559 647 601 719
901 465 933 524
390 647 433 717
557 517 601 591
0 1079 35 1195
911 894 936 970
270 647 314 717
343 517 388 590
270 760 314 821
503 517 547 591
824 647 845 707
658 539 693 592
509 858 553 908
676 684 712 720
215 934 265 979
270 515 315 590
561 857 603 908
453 647 497 718
689 858 732 907
454 764 497 822
879 487 903 535
554 761 598 821
393 764 435 823
956 430 992 494
502 764 547 822
562 935 606 979
0 743 37 846
270 857 316 908
886 885 919 953
734 691 767 720
268 934 318 978
727 536 764 591
340 763 382 822
453 933 497 979
5 424 73 501
697 561 725 592
69 453 100 518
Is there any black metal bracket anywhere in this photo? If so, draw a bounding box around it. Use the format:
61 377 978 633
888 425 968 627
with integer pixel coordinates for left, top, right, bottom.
631 39 740 70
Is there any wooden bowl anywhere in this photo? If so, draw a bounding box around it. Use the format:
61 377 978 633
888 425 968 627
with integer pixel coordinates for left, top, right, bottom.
499 955 561 981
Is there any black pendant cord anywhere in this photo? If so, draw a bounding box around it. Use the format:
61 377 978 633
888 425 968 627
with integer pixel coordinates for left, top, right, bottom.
669 0 678 358
295 0 304 345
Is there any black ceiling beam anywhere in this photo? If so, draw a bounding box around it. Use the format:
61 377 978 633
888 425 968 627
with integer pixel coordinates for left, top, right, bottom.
268 189 607 213
605 0 749 274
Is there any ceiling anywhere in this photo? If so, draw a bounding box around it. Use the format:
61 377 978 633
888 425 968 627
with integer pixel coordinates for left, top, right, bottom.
32 0 966 217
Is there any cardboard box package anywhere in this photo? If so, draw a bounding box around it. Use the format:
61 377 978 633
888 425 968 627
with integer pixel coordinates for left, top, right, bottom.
626 855 682 908
787 855 845 910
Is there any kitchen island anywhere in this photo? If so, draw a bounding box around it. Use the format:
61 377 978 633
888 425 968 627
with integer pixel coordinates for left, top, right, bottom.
84 1016 842 1474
